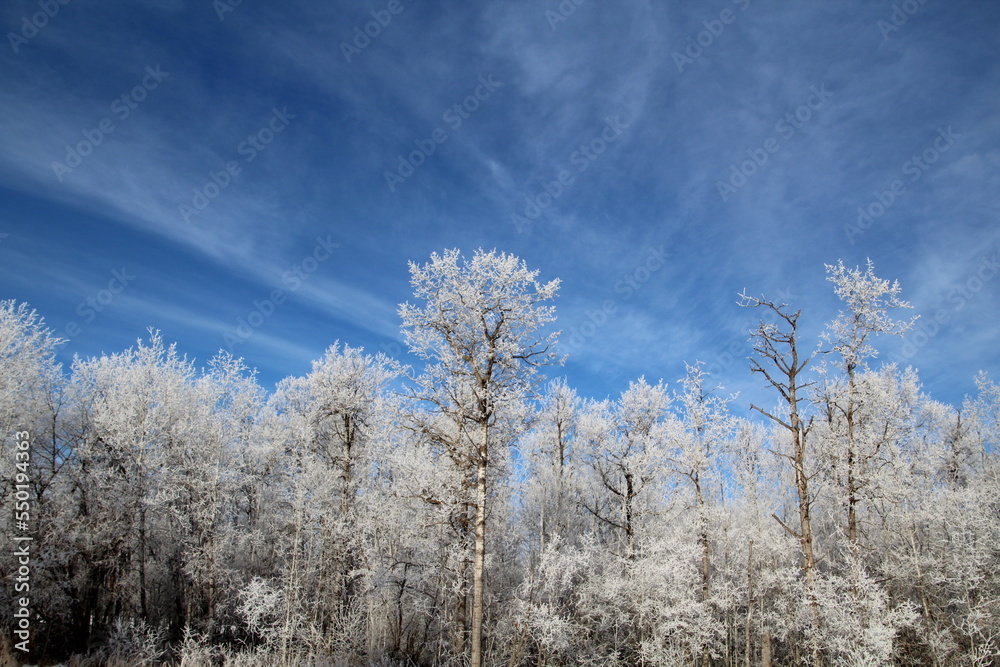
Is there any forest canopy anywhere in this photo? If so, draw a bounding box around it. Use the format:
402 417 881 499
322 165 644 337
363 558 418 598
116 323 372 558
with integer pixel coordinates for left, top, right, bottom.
2 250 998 666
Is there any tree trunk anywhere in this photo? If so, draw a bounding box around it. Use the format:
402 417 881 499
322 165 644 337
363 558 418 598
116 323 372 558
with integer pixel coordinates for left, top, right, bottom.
760 630 772 667
340 418 355 615
789 381 817 588
846 370 861 585
453 550 468 657
624 472 635 560
745 541 754 667
742 297 821 666
697 476 711 667
470 420 488 667
138 505 148 622
791 393 822 667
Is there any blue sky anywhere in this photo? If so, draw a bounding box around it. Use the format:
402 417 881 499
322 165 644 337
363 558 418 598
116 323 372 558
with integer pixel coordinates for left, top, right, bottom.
1 0 998 412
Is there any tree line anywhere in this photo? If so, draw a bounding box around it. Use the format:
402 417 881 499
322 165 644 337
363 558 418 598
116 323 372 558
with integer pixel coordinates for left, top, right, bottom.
1 250 997 666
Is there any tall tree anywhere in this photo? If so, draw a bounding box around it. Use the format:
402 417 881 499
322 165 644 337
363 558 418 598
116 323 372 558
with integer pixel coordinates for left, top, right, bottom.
667 363 734 666
66 331 197 639
739 291 823 664
398 248 560 667
272 343 396 625
521 378 582 559
818 259 914 568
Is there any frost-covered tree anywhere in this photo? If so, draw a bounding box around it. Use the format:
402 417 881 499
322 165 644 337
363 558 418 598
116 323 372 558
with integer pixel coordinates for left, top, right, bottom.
515 379 590 664
520 378 584 559
739 292 818 587
0 300 64 438
740 290 829 664
964 372 1000 486
818 258 915 567
398 248 560 667
668 365 733 600
579 377 670 561
664 363 736 666
273 343 395 614
255 342 399 662
59 332 208 645
0 301 66 524
176 352 264 637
